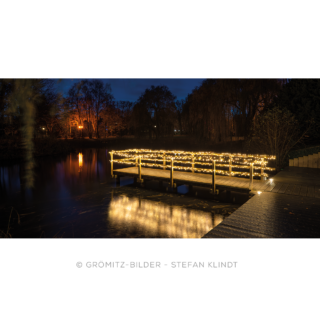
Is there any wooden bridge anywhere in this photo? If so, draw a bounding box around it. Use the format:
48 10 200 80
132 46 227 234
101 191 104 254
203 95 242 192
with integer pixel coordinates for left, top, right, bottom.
110 149 276 198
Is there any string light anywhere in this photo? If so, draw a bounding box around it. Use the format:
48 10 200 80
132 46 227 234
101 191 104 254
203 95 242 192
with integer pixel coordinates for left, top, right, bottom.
110 149 276 178
112 149 276 160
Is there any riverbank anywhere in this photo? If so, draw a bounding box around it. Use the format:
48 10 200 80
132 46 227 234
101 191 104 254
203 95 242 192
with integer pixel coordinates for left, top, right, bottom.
0 136 245 163
2 134 317 170
0 138 76 162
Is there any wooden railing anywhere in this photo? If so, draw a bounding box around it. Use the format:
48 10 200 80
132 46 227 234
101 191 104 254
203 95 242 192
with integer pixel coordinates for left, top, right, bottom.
110 149 276 190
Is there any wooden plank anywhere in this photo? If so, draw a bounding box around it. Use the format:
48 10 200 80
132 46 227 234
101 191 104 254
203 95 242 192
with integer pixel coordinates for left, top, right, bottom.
311 154 318 168
261 181 269 191
113 167 255 192
278 184 289 194
303 156 308 168
240 182 251 191
255 181 270 191
271 183 283 193
234 179 250 189
292 185 301 196
222 178 239 187
307 155 312 168
299 186 308 197
252 183 265 192
285 184 296 195
307 186 315 198
298 157 304 167
218 178 233 186
265 182 276 192
232 178 248 187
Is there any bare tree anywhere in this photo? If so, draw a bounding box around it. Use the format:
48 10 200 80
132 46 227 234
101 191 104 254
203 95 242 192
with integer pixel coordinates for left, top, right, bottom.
90 80 113 138
246 106 312 171
81 80 94 138
68 82 84 129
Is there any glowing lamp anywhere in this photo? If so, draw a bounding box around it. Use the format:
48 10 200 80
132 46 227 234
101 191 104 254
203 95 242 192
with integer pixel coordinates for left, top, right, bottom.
257 191 262 195
78 125 83 129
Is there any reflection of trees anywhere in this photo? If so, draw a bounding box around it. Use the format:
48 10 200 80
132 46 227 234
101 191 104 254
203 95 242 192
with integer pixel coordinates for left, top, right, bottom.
58 150 108 183
0 165 21 199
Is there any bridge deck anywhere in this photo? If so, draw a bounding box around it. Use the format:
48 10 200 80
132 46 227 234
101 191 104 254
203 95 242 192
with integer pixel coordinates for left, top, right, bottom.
114 166 320 198
113 167 269 192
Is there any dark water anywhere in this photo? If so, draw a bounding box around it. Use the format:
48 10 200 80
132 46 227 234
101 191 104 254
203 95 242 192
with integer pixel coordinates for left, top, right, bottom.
0 149 239 238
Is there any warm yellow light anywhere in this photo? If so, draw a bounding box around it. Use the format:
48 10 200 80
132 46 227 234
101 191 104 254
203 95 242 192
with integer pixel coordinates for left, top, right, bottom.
270 179 273 182
78 125 83 129
257 191 262 194
110 149 276 178
79 153 83 168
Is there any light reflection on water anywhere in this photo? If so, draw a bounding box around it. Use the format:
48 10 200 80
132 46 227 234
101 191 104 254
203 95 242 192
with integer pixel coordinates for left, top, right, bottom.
78 152 83 171
108 195 224 238
0 148 232 238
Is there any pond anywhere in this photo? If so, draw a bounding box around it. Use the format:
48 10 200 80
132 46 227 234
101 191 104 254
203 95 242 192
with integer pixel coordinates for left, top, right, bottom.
0 149 240 238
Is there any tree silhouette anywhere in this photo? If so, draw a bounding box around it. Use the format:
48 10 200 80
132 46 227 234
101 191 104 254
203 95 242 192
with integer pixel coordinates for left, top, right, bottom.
133 85 176 139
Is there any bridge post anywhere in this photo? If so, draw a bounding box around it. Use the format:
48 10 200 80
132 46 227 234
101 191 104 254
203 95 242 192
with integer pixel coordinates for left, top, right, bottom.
261 158 265 180
211 160 216 194
163 152 166 170
170 158 174 188
138 156 143 184
192 154 195 173
249 163 253 190
229 156 232 175
135 155 138 167
110 151 114 177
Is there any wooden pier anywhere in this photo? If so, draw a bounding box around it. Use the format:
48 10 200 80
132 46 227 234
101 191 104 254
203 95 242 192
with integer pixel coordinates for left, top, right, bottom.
110 149 276 198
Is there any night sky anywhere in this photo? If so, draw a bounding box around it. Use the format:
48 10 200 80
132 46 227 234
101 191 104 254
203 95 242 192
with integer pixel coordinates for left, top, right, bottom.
55 79 205 102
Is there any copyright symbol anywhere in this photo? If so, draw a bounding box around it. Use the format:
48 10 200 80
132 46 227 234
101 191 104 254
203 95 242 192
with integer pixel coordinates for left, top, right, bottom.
76 262 82 268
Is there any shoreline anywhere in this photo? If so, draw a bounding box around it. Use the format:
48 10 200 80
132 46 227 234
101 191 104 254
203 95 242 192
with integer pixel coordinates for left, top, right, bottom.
0 137 245 163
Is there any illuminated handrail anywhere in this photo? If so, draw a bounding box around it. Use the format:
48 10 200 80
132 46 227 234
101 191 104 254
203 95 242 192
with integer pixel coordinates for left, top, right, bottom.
110 149 276 179
112 149 275 160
